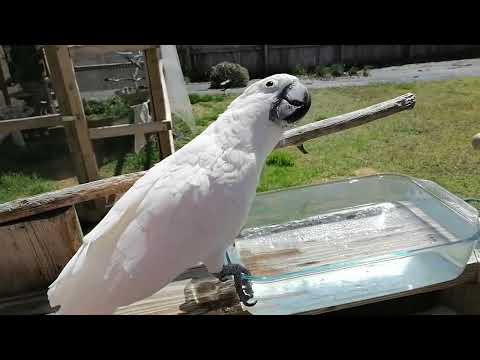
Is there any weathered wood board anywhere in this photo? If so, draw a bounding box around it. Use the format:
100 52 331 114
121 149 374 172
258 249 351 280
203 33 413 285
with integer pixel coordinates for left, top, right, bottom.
0 206 82 299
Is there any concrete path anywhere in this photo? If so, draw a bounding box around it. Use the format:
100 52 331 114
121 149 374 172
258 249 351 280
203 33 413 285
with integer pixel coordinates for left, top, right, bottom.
187 58 480 95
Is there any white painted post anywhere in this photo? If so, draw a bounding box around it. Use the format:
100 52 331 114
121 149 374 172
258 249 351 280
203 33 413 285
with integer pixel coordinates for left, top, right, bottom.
159 45 194 128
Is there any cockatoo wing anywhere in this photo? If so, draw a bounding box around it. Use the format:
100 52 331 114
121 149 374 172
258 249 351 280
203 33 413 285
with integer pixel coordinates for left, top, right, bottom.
48 118 257 314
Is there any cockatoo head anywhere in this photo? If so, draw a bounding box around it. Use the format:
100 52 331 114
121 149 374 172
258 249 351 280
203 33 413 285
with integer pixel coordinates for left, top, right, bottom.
227 73 311 128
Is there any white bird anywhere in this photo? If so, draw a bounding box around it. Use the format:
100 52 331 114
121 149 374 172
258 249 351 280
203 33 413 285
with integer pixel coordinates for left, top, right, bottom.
47 74 311 314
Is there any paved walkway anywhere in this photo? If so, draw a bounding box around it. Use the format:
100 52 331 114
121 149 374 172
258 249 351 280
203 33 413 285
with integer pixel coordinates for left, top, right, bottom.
187 58 480 95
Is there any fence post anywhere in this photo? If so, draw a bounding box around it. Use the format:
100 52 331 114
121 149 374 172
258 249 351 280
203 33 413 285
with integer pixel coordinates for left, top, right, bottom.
144 46 175 160
263 45 269 76
44 46 99 184
44 46 105 218
0 46 11 106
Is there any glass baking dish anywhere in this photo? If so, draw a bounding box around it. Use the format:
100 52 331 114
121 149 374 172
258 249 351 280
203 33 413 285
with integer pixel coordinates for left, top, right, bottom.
226 174 480 315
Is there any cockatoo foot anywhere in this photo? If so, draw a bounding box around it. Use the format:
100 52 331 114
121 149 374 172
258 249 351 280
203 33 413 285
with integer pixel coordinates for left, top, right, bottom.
215 264 257 307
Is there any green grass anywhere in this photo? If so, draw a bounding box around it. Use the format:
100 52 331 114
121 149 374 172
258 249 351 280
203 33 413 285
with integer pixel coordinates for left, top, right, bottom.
0 173 56 203
257 78 480 197
2 77 480 205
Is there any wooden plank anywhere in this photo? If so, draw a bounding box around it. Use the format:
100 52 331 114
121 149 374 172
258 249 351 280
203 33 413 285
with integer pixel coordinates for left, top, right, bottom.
0 290 53 315
44 46 99 185
68 45 157 58
276 93 416 149
89 121 170 140
144 48 175 159
115 267 244 315
0 114 63 132
0 207 83 299
0 47 11 106
0 93 416 224
0 172 144 225
263 45 269 75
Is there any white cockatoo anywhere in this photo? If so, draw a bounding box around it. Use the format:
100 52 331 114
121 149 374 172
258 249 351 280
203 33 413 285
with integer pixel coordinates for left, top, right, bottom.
48 74 311 314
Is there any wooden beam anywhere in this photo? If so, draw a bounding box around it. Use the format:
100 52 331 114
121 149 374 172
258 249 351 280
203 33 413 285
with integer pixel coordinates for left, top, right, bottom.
0 206 83 299
0 172 145 225
0 114 64 132
44 46 99 185
144 48 175 159
89 121 170 140
276 93 416 149
0 93 416 225
68 45 157 58
0 46 11 106
115 273 244 315
263 45 269 76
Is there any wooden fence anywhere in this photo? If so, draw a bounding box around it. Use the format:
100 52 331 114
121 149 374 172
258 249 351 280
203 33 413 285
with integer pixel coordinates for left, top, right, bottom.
177 45 480 79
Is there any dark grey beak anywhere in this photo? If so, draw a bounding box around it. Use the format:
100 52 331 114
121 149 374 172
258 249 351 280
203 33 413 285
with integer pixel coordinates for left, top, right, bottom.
283 83 311 124
270 81 311 124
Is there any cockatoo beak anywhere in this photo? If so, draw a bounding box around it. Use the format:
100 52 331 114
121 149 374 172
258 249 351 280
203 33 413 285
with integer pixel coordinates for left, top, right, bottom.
270 81 311 125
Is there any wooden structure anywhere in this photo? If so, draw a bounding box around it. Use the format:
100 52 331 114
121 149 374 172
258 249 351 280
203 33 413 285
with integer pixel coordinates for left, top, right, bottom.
43 45 174 185
0 45 175 220
0 45 174 182
0 47 11 106
3 92 475 315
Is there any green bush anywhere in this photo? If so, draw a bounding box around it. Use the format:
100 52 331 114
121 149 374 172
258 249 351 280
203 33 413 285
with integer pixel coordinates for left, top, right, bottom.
292 64 307 76
315 65 331 78
306 65 317 74
330 64 345 77
266 151 295 167
362 65 373 77
348 66 360 76
83 97 131 119
209 62 250 89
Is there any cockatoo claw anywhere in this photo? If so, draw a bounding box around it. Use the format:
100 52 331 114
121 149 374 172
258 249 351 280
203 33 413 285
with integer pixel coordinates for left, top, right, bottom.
215 264 257 307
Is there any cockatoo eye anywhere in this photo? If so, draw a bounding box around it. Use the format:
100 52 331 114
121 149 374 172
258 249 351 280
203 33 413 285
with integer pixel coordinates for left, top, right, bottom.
265 80 277 89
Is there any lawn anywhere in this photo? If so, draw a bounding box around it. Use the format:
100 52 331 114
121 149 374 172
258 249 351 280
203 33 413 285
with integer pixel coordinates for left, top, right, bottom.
2 77 480 204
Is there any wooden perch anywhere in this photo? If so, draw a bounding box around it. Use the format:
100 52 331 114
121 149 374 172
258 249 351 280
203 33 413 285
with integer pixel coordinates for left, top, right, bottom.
0 93 416 225
276 92 416 149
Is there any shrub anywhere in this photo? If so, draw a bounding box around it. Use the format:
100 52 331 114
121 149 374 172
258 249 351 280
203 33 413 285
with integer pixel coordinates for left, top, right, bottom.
306 65 317 75
209 62 250 89
330 64 345 77
315 65 331 78
348 66 360 76
292 64 307 76
362 65 373 77
83 97 131 119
